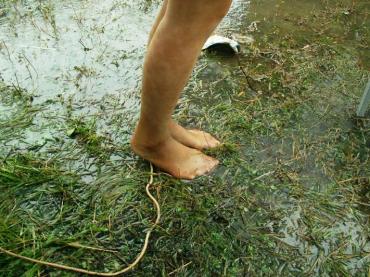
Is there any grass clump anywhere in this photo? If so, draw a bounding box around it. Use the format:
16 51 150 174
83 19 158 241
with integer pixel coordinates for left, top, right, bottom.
0 84 40 146
66 117 110 160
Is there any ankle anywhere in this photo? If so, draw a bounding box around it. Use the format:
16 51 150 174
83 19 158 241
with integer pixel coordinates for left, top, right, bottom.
133 118 171 145
131 127 169 150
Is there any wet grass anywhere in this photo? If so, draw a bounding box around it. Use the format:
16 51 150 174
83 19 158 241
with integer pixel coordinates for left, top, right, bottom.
0 0 369 276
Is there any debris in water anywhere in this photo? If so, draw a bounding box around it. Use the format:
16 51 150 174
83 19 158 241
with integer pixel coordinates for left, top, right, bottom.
232 34 254 45
202 35 240 54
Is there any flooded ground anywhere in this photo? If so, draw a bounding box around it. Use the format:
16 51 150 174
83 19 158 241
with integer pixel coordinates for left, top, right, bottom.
0 0 369 276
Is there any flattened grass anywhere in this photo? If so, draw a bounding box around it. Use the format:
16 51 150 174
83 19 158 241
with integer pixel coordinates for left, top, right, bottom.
0 0 369 276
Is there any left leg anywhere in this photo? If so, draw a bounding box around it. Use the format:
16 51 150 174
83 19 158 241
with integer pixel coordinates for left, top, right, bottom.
132 0 232 179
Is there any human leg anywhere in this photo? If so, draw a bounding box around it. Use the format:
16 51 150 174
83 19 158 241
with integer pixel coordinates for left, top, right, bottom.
132 0 232 179
147 0 225 150
147 0 168 45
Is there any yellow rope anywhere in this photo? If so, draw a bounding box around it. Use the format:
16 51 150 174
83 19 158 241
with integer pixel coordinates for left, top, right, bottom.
0 164 160 276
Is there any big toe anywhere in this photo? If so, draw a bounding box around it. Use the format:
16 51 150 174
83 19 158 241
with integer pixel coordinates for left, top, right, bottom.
194 156 219 177
204 133 221 148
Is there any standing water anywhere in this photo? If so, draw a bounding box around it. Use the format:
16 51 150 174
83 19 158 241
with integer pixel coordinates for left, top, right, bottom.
0 0 368 276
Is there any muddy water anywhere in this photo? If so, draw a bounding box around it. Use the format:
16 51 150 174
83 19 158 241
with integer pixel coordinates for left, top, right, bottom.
245 0 369 68
0 0 368 275
0 0 248 116
0 0 249 150
0 0 249 176
0 0 156 115
0 0 367 136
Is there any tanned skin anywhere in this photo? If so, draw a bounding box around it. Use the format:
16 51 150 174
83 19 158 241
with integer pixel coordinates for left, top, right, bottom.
131 0 232 179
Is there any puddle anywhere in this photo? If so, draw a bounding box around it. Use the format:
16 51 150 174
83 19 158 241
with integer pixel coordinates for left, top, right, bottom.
0 0 156 112
0 0 368 275
245 0 370 69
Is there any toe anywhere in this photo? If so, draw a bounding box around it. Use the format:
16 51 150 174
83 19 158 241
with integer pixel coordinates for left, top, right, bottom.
197 157 219 177
206 134 220 147
210 158 219 172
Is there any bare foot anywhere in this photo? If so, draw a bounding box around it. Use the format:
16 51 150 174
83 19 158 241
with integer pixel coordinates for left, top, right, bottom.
170 121 220 150
131 135 219 180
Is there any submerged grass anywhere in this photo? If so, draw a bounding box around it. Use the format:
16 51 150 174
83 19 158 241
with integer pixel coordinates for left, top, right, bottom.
0 84 41 146
0 0 369 276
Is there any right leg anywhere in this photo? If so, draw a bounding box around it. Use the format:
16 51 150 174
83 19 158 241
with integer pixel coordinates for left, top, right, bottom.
132 0 232 179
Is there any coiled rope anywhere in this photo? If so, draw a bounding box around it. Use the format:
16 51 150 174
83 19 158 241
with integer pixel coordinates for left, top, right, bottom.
0 164 160 276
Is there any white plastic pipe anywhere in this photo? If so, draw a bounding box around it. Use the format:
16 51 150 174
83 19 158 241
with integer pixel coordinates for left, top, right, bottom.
357 80 370 117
